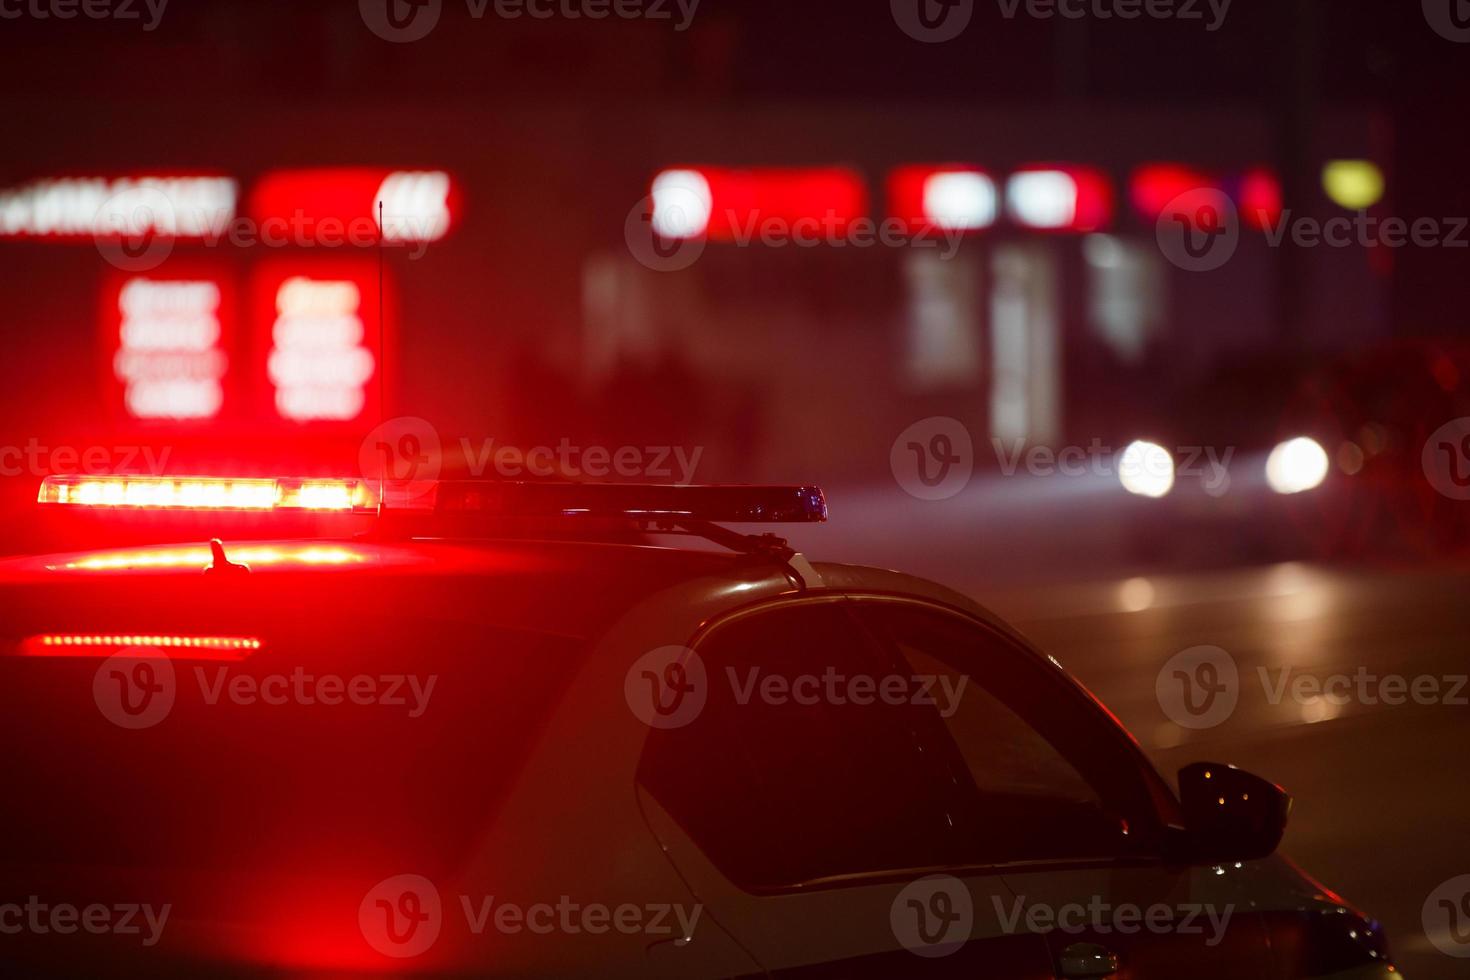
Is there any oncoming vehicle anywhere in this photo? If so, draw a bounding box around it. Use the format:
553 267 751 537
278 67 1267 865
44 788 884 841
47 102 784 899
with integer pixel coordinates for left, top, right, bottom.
0 476 1396 978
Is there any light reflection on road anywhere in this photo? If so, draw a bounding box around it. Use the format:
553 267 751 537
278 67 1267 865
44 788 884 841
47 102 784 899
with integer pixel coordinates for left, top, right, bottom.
973 560 1470 980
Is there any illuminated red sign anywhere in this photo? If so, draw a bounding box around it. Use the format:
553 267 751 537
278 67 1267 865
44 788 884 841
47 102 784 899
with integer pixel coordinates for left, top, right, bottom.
1234 167 1282 230
1130 164 1217 222
247 168 457 245
649 167 867 241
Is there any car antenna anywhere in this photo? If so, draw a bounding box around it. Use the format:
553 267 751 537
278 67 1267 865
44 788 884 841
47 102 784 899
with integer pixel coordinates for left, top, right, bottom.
203 538 250 577
376 197 386 520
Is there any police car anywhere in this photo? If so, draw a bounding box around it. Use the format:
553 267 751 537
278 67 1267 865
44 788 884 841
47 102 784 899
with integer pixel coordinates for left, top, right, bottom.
0 475 1396 977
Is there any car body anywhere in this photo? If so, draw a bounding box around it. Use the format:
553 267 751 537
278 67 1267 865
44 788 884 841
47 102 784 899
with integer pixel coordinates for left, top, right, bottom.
0 502 1398 977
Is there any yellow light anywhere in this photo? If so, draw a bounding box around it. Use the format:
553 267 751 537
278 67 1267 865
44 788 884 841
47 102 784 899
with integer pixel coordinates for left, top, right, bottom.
1322 160 1384 210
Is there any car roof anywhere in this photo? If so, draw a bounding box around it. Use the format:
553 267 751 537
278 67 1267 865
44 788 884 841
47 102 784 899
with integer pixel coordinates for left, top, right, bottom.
0 536 809 641
0 534 1025 651
0 535 731 578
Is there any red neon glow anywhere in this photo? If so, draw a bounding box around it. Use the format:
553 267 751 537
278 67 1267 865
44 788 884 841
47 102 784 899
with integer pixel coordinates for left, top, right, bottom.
0 175 236 239
18 634 260 660
51 545 367 571
1130 164 1219 221
1235 167 1283 230
37 476 370 512
247 168 456 244
1006 165 1113 232
112 277 227 420
888 165 997 234
650 166 867 241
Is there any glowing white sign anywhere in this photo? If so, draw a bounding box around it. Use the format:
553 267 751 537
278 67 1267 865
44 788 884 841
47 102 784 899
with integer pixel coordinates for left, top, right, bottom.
113 278 226 420
268 277 375 421
0 176 236 238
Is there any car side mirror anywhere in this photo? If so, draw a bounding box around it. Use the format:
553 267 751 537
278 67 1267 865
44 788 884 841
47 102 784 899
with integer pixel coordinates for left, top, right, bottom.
1172 762 1291 864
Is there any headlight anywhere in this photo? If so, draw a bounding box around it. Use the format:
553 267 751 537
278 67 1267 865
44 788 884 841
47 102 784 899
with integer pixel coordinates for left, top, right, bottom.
1118 440 1175 498
1266 437 1329 494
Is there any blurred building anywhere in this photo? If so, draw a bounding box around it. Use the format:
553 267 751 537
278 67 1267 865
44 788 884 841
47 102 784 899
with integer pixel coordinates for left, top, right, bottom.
0 0 1426 489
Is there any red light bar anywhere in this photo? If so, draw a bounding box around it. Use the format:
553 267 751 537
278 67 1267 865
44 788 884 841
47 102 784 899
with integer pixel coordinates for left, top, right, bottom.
650 167 866 242
17 634 260 661
37 476 371 512
36 477 827 524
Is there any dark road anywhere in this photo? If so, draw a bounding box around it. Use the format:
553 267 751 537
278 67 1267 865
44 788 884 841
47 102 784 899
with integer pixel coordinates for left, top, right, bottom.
975 562 1470 980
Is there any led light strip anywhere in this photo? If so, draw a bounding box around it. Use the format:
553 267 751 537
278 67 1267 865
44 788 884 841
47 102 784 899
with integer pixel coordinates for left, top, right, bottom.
54 545 365 571
37 476 370 512
17 634 261 661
